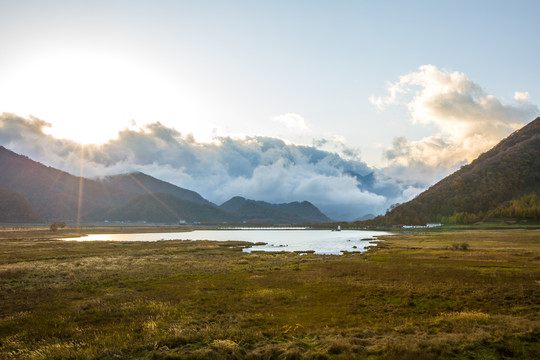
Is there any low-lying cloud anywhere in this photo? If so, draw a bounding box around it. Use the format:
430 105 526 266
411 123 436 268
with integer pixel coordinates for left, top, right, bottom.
1 112 408 220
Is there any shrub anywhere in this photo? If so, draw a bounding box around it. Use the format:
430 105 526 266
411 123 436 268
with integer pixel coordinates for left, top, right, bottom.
451 242 470 250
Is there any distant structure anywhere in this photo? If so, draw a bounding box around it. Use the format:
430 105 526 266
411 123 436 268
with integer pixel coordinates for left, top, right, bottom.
403 223 442 229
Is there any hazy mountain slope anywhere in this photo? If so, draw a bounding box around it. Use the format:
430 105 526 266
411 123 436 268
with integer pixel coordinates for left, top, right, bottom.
101 172 212 205
220 196 331 224
356 214 376 221
383 117 540 224
219 196 247 213
0 146 130 221
270 201 331 223
228 201 307 224
0 189 41 223
102 193 238 223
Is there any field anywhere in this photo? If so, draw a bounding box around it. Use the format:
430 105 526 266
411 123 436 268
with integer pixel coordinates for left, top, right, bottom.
0 228 538 359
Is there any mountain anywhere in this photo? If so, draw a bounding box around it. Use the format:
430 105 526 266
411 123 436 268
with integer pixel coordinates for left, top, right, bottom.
220 196 331 224
0 146 331 224
100 193 237 223
0 146 129 221
0 189 41 223
380 117 540 225
219 196 250 213
0 146 218 222
356 214 375 221
102 194 331 225
273 201 332 223
100 172 212 205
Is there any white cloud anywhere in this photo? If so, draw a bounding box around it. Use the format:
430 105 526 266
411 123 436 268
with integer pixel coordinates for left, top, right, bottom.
371 65 539 170
514 91 530 103
272 113 310 131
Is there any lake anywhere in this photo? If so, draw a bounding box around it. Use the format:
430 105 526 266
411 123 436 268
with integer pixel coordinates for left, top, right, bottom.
63 229 392 255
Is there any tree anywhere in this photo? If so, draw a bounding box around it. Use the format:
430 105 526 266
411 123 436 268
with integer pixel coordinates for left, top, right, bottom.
49 221 66 232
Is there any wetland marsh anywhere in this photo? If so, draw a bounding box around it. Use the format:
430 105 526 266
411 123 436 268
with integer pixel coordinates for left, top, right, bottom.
0 228 538 359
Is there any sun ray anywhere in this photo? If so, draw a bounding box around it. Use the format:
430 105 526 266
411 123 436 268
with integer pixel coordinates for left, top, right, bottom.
83 145 184 223
77 144 85 232
125 172 183 223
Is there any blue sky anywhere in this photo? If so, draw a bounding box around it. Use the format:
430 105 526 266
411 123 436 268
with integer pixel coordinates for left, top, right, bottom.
1 0 539 219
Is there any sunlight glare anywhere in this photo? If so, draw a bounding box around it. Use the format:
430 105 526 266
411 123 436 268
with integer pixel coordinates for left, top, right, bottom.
0 49 188 144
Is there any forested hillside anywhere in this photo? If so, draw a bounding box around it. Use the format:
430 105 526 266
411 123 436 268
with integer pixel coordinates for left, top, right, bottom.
100 172 212 205
0 189 41 223
0 146 129 221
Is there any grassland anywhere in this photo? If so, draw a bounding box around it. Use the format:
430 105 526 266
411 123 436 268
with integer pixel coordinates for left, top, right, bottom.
0 229 538 359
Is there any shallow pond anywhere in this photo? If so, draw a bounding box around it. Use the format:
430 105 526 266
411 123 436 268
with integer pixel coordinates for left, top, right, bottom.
63 229 392 255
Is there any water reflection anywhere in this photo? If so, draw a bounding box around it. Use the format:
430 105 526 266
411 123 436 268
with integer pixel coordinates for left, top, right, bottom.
63 230 392 255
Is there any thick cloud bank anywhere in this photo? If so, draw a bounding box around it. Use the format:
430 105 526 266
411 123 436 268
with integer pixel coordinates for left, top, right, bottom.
371 65 539 183
1 113 414 220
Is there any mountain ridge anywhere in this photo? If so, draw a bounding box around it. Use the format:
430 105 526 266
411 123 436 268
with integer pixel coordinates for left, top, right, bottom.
0 146 129 221
220 196 331 224
0 146 331 224
100 172 212 206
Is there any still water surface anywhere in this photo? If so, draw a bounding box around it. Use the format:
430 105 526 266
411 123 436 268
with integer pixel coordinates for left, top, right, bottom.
64 230 392 255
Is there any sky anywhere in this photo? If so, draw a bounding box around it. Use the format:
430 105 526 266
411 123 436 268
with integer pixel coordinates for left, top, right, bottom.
1 0 539 220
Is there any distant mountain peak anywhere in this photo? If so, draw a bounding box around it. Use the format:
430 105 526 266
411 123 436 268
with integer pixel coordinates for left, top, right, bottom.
220 196 331 224
101 172 213 206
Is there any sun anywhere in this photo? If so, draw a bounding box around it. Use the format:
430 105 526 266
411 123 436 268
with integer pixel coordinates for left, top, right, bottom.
0 48 186 144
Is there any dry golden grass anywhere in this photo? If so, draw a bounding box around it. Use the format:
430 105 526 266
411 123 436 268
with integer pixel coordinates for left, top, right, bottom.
0 228 538 359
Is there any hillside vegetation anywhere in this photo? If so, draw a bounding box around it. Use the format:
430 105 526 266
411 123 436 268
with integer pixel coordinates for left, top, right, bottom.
0 189 41 223
0 146 131 221
101 172 212 206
